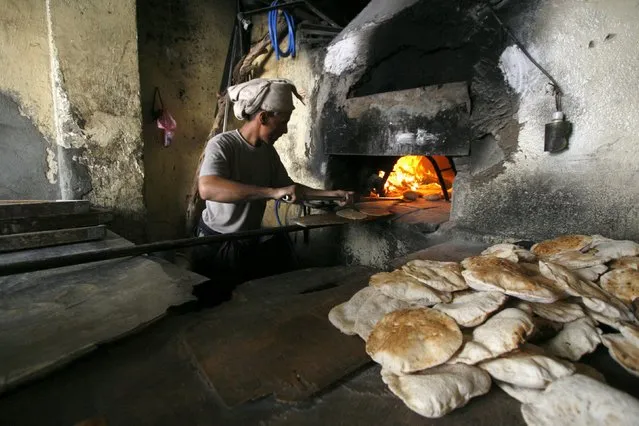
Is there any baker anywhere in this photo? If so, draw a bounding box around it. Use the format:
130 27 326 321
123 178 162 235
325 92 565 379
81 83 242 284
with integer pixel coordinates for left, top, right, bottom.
192 78 353 294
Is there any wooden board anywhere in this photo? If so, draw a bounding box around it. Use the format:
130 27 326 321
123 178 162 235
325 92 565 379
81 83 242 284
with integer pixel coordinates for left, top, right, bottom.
0 225 106 253
0 231 131 267
0 209 112 235
0 254 202 394
0 200 90 220
182 267 375 407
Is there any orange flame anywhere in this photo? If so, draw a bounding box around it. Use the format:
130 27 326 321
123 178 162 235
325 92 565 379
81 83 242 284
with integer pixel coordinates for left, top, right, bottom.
377 155 448 198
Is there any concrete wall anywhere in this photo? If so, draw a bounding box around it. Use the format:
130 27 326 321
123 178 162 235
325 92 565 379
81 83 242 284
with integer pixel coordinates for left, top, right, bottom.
452 0 639 241
49 0 145 240
0 0 58 199
0 0 146 241
138 0 235 241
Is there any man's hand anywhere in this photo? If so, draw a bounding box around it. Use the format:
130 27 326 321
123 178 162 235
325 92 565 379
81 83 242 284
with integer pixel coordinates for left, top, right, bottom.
332 190 355 206
272 184 305 203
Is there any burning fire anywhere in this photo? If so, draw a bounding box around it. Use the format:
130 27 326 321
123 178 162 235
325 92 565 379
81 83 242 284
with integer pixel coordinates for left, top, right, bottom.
376 155 449 199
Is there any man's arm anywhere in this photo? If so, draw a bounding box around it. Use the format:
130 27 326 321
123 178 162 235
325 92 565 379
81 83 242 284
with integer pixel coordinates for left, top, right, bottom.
199 175 291 203
298 185 355 205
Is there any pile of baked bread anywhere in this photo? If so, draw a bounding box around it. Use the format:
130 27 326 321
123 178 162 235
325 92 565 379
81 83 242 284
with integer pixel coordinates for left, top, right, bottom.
329 234 639 424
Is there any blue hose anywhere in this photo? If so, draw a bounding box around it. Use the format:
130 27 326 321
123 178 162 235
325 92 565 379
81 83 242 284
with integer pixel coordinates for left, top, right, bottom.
275 199 284 226
268 0 296 60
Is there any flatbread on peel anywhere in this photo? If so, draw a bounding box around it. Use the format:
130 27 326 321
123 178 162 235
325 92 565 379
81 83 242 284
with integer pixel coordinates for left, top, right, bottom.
447 308 534 365
381 364 491 418
336 208 367 220
433 290 508 328
366 308 462 374
369 269 451 304
521 374 639 426
401 259 468 292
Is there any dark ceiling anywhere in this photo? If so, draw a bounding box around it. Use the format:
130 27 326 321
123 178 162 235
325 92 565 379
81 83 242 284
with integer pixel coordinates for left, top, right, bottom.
240 0 371 27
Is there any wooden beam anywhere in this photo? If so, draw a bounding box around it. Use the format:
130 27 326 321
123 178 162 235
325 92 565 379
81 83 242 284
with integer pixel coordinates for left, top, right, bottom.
0 209 113 235
0 200 90 220
0 226 106 253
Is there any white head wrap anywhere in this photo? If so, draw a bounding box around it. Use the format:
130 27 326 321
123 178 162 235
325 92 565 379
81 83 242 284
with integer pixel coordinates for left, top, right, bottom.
226 78 304 120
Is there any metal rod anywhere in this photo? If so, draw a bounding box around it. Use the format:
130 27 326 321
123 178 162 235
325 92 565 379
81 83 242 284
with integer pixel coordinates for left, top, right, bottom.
426 156 450 202
0 223 342 277
223 23 240 132
240 1 306 17
302 1 341 28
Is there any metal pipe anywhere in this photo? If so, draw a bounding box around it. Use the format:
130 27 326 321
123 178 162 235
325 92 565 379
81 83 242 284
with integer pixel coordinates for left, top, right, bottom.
302 1 340 28
0 223 342 277
426 156 450 202
239 1 306 17
223 24 240 132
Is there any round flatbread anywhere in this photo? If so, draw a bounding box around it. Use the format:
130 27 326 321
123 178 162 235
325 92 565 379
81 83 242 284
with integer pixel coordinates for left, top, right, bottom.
433 290 508 328
495 380 543 404
530 300 586 323
481 243 536 263
548 250 608 269
542 317 602 361
587 236 639 260
601 333 639 378
610 256 639 270
369 269 451 304
539 261 633 321
328 286 378 335
353 291 412 341
521 374 639 426
401 259 468 292
478 344 576 389
381 364 491 418
531 235 593 258
366 308 462 374
461 256 563 303
336 208 367 220
573 264 608 281
447 308 534 365
600 268 639 305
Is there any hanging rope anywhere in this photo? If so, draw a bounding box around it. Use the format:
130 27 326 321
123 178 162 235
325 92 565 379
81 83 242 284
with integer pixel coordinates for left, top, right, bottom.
268 0 296 60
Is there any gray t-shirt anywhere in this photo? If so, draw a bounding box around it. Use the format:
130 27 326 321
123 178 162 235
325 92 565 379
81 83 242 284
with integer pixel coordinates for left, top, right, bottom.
199 130 293 233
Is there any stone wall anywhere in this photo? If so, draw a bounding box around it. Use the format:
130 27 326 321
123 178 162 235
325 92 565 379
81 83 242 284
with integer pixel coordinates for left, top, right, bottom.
138 0 235 241
451 0 639 241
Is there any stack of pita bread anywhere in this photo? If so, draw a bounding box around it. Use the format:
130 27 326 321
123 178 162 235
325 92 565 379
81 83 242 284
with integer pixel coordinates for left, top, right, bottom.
329 234 639 423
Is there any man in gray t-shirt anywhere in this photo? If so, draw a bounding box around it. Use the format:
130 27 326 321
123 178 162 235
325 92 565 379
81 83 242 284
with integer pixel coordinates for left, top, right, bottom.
192 78 353 291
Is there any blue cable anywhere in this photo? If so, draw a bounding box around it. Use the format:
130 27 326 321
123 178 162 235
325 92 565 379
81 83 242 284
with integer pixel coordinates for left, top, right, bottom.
268 0 296 60
275 199 284 226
